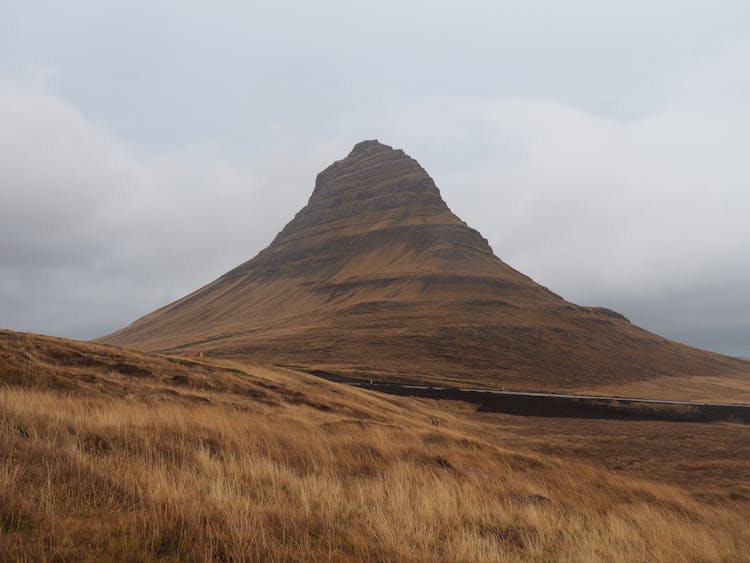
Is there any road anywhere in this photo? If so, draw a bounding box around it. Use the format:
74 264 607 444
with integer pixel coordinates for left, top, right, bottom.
305 370 750 423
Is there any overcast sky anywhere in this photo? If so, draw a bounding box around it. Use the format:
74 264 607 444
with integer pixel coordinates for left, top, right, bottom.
1 1 749 358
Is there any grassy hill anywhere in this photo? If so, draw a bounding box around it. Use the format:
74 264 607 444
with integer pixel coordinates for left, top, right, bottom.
2 329 749 561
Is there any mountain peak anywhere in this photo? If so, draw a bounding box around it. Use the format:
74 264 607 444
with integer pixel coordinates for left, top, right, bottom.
99 141 749 393
348 139 393 156
312 139 426 200
279 141 454 246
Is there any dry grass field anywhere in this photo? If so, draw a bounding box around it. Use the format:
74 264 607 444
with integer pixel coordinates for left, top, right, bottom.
444 404 750 511
583 373 750 405
2 329 750 561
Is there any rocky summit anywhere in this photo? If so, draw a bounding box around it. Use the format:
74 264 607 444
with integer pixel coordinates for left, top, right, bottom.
100 140 749 390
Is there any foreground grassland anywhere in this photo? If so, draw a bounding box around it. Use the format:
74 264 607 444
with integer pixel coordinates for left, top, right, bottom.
1 330 749 561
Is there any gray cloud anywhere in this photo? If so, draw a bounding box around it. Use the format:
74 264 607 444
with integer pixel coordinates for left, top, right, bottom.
0 83 328 337
0 3 749 358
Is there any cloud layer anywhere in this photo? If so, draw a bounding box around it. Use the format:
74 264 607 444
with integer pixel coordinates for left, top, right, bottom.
0 83 327 337
1 6 749 358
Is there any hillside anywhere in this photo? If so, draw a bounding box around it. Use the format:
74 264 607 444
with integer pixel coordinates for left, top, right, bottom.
2 329 750 561
100 140 750 393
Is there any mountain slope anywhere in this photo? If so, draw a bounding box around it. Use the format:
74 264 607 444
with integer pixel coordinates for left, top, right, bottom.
100 140 750 391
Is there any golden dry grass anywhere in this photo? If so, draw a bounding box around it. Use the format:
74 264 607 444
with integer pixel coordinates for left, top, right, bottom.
583 373 750 405
2 330 749 561
4 387 750 562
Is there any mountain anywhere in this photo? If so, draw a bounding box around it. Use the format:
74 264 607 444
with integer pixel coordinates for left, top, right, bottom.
100 140 750 391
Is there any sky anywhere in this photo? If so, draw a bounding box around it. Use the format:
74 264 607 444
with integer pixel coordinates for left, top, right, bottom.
1 1 749 358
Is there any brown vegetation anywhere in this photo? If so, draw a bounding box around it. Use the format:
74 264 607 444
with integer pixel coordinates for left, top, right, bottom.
583 373 750 405
2 330 750 561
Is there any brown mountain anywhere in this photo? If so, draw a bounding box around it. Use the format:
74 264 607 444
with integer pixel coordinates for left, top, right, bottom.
100 140 750 392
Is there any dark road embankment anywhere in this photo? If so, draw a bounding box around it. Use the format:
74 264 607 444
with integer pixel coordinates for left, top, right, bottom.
303 370 750 424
